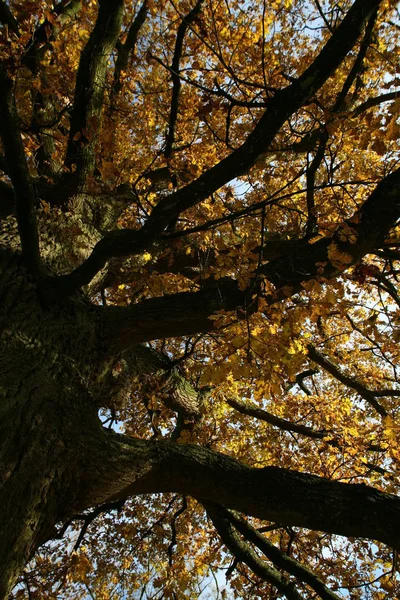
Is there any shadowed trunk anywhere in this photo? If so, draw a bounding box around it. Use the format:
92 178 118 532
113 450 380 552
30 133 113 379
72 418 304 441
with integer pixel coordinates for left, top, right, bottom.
0 249 104 596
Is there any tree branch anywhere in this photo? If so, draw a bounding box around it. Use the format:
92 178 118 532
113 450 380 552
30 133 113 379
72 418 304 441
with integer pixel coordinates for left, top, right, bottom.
102 344 205 420
352 90 400 117
226 397 392 464
111 0 148 99
220 508 342 600
165 0 204 159
17 1 82 179
98 166 400 351
0 65 42 279
307 345 388 417
313 0 334 33
57 499 125 550
204 502 305 600
64 0 124 182
78 431 400 551
146 0 383 234
102 277 248 349
226 397 330 442
0 0 19 35
332 7 378 112
22 0 82 73
259 167 400 289
96 236 305 292
305 131 328 239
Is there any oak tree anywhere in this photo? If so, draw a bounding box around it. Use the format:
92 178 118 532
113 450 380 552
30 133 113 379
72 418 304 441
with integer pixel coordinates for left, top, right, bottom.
1 0 400 598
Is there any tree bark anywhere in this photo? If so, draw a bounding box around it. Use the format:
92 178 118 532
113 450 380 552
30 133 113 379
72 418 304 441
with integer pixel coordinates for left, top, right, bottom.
0 243 201 596
78 433 400 552
0 249 104 596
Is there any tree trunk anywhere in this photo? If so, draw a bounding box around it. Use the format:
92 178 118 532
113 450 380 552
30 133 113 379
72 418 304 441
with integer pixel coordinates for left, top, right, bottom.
0 248 104 597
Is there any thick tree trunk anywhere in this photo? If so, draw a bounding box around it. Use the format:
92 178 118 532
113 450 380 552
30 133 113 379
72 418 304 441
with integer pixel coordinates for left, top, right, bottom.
0 248 104 597
0 241 204 596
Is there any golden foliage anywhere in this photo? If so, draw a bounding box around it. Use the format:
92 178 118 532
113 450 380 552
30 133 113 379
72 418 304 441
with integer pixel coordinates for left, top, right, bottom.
3 0 400 598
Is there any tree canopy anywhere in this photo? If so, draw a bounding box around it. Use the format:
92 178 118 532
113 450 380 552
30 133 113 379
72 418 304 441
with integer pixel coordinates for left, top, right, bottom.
1 0 400 598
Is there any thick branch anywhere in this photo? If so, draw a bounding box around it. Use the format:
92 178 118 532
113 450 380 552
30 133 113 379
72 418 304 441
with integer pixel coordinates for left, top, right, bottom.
100 0 149 166
332 7 378 111
0 66 41 279
103 277 248 349
64 0 124 180
80 431 400 550
17 1 82 180
100 237 304 291
104 344 204 419
260 167 400 289
112 0 148 98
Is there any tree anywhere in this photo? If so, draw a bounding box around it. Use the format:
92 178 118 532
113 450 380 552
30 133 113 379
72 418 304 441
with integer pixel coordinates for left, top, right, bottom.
1 0 400 597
